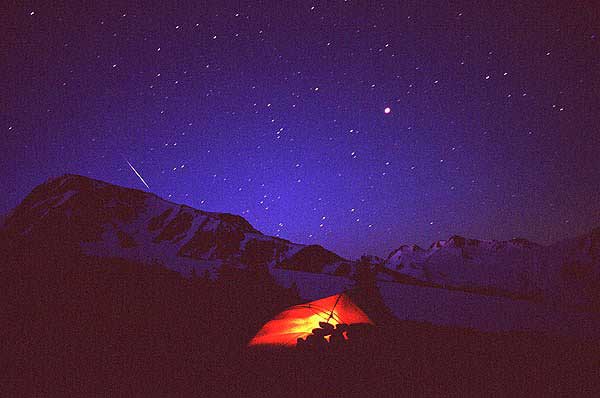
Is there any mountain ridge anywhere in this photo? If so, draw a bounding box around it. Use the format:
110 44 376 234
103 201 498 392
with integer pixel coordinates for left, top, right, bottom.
2 174 350 278
2 174 599 309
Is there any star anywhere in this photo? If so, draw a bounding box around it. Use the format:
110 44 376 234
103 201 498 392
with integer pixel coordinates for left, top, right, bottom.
3 0 595 262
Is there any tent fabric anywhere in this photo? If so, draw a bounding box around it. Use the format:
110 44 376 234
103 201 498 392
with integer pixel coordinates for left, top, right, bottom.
248 293 374 347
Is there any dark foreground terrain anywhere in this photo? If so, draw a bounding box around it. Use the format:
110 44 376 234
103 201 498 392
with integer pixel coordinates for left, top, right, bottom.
2 237 599 397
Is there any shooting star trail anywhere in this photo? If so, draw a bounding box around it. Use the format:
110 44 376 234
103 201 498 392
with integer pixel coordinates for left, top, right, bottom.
124 159 150 189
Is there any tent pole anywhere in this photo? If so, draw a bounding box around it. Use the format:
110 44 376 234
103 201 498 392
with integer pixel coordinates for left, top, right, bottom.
326 291 344 323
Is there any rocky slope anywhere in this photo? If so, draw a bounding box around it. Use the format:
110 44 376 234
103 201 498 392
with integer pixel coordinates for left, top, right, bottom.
1 174 351 278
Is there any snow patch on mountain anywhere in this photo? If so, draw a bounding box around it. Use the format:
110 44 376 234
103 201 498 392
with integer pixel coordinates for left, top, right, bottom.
385 231 600 308
3 174 600 337
377 280 600 339
3 174 348 279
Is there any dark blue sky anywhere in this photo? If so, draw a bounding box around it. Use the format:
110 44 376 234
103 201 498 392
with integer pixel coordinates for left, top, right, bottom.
2 1 599 259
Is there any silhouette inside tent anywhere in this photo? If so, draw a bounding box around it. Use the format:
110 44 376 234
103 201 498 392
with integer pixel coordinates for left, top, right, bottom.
248 292 374 348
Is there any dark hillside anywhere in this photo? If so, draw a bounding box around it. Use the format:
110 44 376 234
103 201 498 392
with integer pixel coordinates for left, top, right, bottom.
2 237 599 396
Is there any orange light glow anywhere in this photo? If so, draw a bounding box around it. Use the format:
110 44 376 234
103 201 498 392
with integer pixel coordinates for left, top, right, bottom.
248 293 374 347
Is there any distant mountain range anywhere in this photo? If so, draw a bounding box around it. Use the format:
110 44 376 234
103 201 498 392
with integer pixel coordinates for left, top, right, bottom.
384 229 600 307
2 174 599 311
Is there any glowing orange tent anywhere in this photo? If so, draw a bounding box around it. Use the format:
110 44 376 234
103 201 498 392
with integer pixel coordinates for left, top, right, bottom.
248 293 374 347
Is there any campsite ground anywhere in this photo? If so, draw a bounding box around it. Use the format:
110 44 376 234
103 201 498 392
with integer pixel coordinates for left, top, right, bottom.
3 239 599 397
238 323 599 397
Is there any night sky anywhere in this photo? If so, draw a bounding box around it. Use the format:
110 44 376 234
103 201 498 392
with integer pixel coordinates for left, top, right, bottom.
2 1 599 259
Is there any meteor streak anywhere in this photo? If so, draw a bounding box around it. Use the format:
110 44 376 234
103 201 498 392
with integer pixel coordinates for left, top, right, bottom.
124 158 150 189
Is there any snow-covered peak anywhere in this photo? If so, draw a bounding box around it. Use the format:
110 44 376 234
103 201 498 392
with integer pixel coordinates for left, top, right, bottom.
4 173 261 237
424 235 540 252
387 244 423 259
384 230 600 308
4 174 599 310
2 174 348 277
